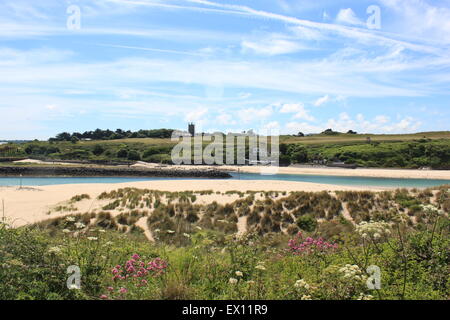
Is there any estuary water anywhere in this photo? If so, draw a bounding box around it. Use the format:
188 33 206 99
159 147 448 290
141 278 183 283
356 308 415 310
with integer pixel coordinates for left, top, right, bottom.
0 172 448 188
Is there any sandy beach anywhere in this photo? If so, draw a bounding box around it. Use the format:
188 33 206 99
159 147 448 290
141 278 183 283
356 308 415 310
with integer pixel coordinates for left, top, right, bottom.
132 162 450 180
14 159 450 180
1 161 449 227
0 179 383 227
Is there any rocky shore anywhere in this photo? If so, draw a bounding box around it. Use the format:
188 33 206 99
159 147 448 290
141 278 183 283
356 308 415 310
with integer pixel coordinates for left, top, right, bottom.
0 165 231 179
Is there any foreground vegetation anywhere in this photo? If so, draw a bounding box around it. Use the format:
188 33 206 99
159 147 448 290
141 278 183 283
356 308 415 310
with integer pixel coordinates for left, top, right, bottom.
1 187 448 300
1 130 449 169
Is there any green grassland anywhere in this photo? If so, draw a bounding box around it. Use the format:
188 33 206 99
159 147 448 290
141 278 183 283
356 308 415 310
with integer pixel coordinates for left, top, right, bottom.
1 186 448 300
0 131 449 169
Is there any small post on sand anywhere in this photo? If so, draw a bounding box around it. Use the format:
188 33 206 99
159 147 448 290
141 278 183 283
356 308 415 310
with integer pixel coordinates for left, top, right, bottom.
2 199 4 222
19 174 22 189
238 168 240 180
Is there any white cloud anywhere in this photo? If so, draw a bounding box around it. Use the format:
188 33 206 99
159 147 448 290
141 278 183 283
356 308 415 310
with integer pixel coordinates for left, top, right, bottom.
262 121 280 131
238 105 273 123
279 103 314 121
285 121 323 134
314 95 330 107
216 113 236 125
374 115 390 124
185 108 208 122
283 113 422 135
379 0 450 43
336 8 363 26
241 37 305 56
279 103 303 113
45 104 57 110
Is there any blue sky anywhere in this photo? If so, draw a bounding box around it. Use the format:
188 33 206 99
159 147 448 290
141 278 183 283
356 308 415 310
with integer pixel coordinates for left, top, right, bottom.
1 0 449 139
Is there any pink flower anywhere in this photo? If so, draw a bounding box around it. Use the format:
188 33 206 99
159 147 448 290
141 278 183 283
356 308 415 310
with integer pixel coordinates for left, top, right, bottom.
100 295 108 300
107 286 114 292
119 287 128 294
132 254 140 260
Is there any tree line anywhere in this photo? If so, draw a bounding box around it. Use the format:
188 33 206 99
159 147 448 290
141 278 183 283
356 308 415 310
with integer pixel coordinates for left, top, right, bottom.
49 128 175 142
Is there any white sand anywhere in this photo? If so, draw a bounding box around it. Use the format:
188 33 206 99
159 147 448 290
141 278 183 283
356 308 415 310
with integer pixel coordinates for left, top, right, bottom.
132 162 450 180
0 180 380 227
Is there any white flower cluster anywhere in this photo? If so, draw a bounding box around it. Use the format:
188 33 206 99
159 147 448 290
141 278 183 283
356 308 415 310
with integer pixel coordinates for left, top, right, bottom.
255 262 266 271
355 221 391 240
75 222 85 229
421 204 445 216
48 246 62 254
338 264 367 282
294 279 310 290
357 293 374 300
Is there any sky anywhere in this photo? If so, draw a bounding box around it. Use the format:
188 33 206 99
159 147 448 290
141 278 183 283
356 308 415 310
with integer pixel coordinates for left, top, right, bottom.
0 0 449 139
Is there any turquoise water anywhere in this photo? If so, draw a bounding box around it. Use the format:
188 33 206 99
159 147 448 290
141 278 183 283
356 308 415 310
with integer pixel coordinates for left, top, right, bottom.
0 173 448 188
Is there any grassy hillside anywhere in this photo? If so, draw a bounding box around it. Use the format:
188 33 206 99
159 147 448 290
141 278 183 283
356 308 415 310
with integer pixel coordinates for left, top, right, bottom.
0 131 449 169
282 131 450 145
1 186 448 300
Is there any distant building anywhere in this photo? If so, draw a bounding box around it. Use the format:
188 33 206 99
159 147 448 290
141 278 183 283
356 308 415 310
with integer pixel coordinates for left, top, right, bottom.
188 123 195 137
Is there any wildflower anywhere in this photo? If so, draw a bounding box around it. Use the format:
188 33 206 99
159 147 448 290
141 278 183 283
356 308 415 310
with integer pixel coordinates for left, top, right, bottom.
68 284 80 290
183 233 191 238
48 246 62 255
235 271 243 277
100 295 108 300
75 222 86 229
107 286 114 292
62 229 71 233
119 287 128 294
294 279 310 290
301 295 312 300
246 280 256 285
195 226 202 230
229 278 238 284
355 221 391 241
255 264 266 271
87 237 98 241
421 204 445 216
98 229 106 233
154 229 160 233
132 254 140 260
357 293 374 300
65 216 75 222
338 264 367 282
288 232 338 255
166 230 175 234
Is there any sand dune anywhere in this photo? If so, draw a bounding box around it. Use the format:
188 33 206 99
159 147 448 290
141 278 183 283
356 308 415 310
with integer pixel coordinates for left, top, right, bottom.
0 180 381 227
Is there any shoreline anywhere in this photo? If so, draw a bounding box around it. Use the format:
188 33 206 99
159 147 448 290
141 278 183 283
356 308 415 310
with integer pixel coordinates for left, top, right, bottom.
131 162 450 180
0 165 231 179
8 159 450 180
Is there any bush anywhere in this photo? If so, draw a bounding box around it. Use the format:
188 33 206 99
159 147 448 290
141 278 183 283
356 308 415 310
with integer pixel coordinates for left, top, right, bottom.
127 150 141 161
296 214 317 232
117 149 128 158
93 145 105 156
